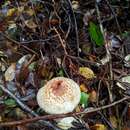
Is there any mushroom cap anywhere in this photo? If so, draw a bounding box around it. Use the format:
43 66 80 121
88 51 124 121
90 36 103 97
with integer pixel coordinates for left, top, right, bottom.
37 77 81 114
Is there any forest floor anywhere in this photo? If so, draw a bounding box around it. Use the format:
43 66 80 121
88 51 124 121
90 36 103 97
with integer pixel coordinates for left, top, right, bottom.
0 0 130 130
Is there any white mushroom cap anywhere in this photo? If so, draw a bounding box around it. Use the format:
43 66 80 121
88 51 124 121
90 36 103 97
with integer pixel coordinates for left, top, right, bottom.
37 77 81 114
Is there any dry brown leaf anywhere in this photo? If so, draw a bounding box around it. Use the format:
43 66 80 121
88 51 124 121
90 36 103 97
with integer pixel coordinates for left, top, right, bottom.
89 90 97 102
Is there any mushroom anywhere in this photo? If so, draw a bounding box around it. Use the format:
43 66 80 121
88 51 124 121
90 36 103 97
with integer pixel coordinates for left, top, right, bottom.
37 77 81 129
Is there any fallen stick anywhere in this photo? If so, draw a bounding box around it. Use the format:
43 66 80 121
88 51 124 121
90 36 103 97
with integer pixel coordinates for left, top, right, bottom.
0 96 129 127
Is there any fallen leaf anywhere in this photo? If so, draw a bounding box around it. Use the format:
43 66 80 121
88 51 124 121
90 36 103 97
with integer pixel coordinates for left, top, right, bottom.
15 108 27 119
4 98 16 107
7 23 19 39
25 19 37 29
4 63 16 81
17 54 32 68
80 84 88 93
0 88 3 96
0 116 2 122
89 22 104 46
28 61 37 71
7 8 16 17
57 69 65 77
17 6 24 14
79 67 95 80
109 116 117 128
80 92 89 108
121 76 130 83
72 1 79 10
89 90 97 102
91 124 107 130
57 117 75 130
26 8 34 16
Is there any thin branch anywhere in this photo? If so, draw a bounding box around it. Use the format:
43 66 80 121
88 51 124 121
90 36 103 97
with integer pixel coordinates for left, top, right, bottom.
0 96 129 127
67 54 100 66
0 32 38 56
53 27 68 55
0 83 38 116
105 0 122 35
95 0 113 102
66 0 79 57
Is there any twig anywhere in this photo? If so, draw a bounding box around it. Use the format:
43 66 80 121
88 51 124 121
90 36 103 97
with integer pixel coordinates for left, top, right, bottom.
53 27 68 55
0 83 37 116
24 54 36 68
66 0 79 57
95 0 113 102
67 55 100 66
105 0 122 36
0 96 129 127
20 35 58 44
0 32 39 56
0 83 60 130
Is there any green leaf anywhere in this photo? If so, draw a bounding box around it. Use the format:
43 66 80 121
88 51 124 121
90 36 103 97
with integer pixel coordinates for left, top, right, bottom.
57 69 65 77
80 92 89 107
4 99 16 107
89 22 104 46
7 23 20 40
28 61 37 71
0 88 3 96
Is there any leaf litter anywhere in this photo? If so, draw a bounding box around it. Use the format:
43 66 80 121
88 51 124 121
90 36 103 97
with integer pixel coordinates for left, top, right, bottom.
0 0 130 130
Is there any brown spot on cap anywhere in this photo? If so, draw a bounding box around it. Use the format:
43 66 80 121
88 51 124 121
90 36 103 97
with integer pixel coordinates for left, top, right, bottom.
51 80 67 96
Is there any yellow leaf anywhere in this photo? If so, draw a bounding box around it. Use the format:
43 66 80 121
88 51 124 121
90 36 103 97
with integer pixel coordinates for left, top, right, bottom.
109 116 117 128
79 67 95 80
7 8 16 17
80 84 88 93
25 19 37 29
26 8 34 16
75 105 81 112
17 6 24 14
96 124 106 130
92 124 107 130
